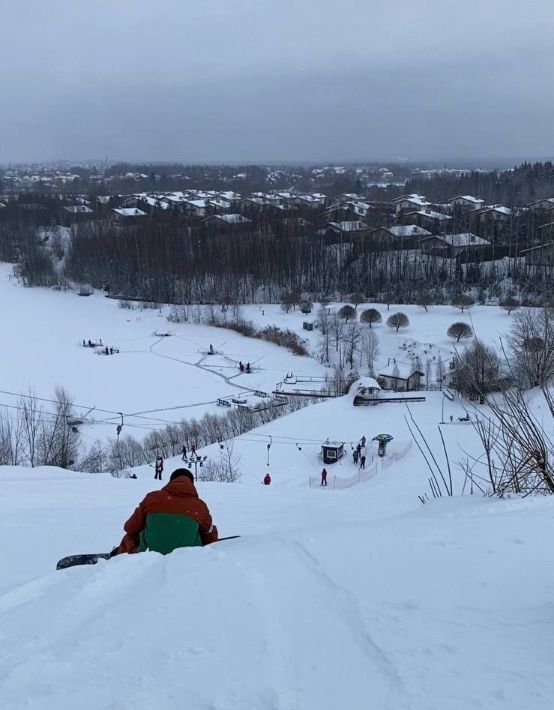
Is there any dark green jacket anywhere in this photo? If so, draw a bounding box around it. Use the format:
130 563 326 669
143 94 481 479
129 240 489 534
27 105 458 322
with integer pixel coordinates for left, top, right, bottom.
139 512 203 554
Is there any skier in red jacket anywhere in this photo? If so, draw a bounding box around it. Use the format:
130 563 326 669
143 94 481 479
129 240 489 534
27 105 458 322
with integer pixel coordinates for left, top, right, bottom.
263 473 271 485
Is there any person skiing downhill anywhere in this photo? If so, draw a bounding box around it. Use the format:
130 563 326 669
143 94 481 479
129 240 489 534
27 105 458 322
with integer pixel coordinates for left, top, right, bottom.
116 468 218 555
154 454 164 480
263 473 271 485
359 446 367 470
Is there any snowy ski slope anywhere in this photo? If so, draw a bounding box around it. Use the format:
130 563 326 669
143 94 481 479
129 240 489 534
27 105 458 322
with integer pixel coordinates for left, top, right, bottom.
1 265 553 709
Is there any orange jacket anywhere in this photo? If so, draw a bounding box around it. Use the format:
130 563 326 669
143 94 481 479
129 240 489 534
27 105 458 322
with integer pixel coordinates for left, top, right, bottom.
118 477 217 553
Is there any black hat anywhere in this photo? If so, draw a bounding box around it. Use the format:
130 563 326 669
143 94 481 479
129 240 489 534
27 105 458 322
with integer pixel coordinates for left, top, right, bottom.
170 468 194 483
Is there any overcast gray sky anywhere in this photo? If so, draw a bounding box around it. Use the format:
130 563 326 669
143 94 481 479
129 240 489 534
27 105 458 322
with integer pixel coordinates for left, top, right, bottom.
1 0 553 164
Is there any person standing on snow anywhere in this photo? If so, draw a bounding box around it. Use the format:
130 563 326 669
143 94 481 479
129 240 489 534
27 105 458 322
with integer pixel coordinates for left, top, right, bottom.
353 447 359 465
263 472 271 485
320 468 328 487
116 468 218 555
181 444 188 461
359 446 367 469
154 454 164 480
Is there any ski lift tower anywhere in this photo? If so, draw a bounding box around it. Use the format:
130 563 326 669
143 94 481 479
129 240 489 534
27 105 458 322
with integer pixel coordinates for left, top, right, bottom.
372 433 393 457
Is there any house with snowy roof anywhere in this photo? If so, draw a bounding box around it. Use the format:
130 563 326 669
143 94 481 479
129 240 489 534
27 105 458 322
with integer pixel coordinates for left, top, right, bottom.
377 362 424 392
63 204 94 225
181 199 207 217
393 194 431 214
527 198 554 213
293 194 326 209
112 207 147 223
420 233 490 257
317 221 369 237
405 209 452 232
202 214 252 229
375 224 432 245
449 195 485 212
63 205 93 215
475 205 512 222
520 242 554 266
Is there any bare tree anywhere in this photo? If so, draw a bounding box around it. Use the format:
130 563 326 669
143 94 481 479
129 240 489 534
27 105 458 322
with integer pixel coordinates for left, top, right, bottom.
360 308 382 328
20 390 43 467
452 294 475 313
416 292 432 312
343 323 362 370
447 322 473 342
350 292 365 311
508 307 554 388
454 340 501 403
38 387 80 469
361 329 380 375
382 292 394 311
387 312 409 332
338 304 356 323
317 306 332 364
0 409 25 465
500 297 520 315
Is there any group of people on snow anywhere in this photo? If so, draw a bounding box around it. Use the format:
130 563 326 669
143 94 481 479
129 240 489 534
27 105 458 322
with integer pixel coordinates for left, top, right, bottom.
238 361 251 373
82 338 102 348
352 436 367 469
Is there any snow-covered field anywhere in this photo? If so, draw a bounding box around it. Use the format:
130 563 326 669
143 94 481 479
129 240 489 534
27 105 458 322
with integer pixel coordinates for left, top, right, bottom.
2 265 553 709
0 262 516 445
0 265 326 440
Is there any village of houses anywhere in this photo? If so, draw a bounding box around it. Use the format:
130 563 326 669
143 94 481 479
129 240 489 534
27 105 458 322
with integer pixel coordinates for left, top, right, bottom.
6 185 551 267
2 157 554 268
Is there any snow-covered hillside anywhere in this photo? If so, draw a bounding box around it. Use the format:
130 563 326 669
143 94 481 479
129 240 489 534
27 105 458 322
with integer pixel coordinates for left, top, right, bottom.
2 390 554 709
2 266 553 709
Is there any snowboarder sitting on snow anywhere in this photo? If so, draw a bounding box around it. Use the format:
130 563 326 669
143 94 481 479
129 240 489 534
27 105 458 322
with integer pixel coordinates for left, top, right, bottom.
116 468 218 555
263 472 271 485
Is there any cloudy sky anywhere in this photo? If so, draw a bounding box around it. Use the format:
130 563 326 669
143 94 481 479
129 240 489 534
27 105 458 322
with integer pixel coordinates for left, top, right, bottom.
1 0 553 163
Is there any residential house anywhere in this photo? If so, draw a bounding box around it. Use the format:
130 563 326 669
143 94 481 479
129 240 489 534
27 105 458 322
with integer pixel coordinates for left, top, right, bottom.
112 207 147 223
202 214 252 229
239 197 270 214
520 242 554 266
405 209 452 232
317 220 368 236
294 194 326 209
393 193 430 214
476 205 512 222
181 199 207 217
63 205 93 218
419 233 490 257
377 363 423 392
375 224 432 246
527 198 554 213
449 195 485 212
